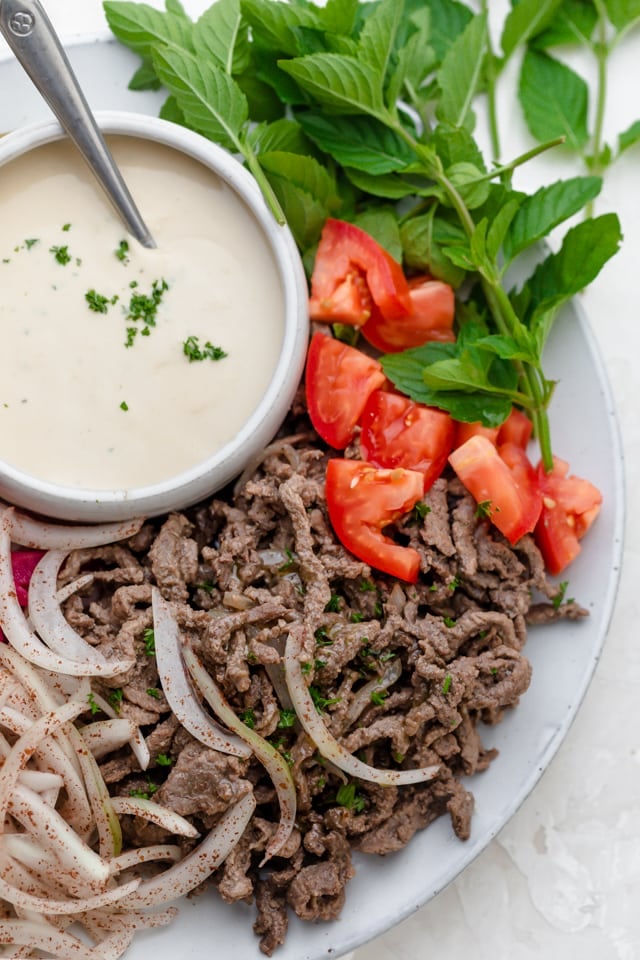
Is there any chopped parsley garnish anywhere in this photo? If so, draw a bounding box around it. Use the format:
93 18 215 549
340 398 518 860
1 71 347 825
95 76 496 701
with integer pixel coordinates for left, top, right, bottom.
475 500 493 518
370 688 389 706
373 600 384 618
277 709 297 729
442 674 453 695
414 501 431 520
125 327 137 348
301 661 313 676
196 580 215 593
314 627 333 647
129 779 159 800
107 688 123 713
449 576 460 592
156 753 173 766
143 628 155 655
146 687 161 699
87 692 100 715
443 616 456 628
182 335 228 363
62 223 71 232
24 238 39 250
324 594 342 613
335 783 366 813
552 580 573 609
278 548 297 573
125 278 168 333
350 612 364 623
115 239 130 263
240 709 255 729
85 289 111 314
359 579 375 592
120 401 129 411
309 686 341 713
50 244 71 265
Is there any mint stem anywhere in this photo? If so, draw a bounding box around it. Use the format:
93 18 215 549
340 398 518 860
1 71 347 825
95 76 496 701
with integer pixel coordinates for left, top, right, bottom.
586 5 609 216
242 140 287 226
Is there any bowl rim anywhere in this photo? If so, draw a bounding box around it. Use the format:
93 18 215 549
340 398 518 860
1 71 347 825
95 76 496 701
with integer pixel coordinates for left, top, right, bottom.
0 111 309 520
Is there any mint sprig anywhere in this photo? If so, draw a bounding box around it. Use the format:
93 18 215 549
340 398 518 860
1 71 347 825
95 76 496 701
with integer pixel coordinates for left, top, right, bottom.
104 0 627 470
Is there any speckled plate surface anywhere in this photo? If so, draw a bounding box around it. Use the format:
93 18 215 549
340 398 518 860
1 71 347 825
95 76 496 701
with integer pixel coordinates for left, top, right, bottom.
0 37 625 960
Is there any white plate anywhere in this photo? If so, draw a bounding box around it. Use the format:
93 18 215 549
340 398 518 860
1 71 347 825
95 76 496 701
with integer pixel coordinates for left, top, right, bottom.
0 37 625 960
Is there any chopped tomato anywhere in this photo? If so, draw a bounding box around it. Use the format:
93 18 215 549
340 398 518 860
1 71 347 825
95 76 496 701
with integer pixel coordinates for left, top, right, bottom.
360 275 456 352
309 219 411 326
497 407 533 449
305 332 385 449
534 457 602 574
11 549 45 607
359 390 454 491
325 459 423 582
453 420 500 449
448 436 542 545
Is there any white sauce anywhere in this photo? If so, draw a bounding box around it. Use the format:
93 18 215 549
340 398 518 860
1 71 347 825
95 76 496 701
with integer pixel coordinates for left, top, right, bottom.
0 137 284 490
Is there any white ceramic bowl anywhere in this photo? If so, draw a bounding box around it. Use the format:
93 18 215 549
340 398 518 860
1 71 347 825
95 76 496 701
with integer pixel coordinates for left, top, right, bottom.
0 111 309 523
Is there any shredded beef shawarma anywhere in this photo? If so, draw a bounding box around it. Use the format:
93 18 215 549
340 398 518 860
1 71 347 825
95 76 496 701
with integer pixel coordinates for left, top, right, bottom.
58 414 586 954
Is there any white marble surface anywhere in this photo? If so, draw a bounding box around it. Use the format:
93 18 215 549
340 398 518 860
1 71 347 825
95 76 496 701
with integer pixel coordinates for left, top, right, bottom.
2 2 638 958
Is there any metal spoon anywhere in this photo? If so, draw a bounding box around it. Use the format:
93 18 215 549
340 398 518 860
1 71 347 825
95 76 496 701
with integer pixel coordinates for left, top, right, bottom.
0 0 156 248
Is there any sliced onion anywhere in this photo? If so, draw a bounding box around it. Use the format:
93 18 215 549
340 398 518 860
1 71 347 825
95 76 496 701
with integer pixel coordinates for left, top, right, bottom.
123 791 256 909
0 861 140 917
29 551 132 674
109 844 182 874
110 796 199 839
152 588 251 759
0 512 132 678
17 770 64 793
344 658 403 727
81 693 150 770
0 921 99 960
56 572 94 604
81 718 144 761
183 644 296 864
284 628 440 786
2 506 144 550
66 724 123 860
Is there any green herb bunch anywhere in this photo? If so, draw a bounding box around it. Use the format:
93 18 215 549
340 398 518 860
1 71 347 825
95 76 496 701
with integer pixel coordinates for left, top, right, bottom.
103 0 627 469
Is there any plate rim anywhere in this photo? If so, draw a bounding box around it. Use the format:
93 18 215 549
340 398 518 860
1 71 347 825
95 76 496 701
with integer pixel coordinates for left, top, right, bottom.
0 32 627 959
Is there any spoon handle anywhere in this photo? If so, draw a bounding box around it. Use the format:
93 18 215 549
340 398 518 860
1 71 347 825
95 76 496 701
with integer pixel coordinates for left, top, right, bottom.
0 0 156 248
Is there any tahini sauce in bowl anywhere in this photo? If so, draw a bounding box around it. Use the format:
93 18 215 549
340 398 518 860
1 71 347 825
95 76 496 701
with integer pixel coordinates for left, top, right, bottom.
0 113 309 521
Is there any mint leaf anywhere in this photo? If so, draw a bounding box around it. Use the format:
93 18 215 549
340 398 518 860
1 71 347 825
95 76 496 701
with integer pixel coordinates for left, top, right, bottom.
436 13 487 130
602 0 640 28
525 213 622 348
486 197 521 263
321 0 359 35
351 207 402 262
500 0 565 60
344 166 441 200
432 123 487 174
504 176 602 261
159 94 185 124
127 59 161 91
104 1 193 56
519 50 589 150
151 44 248 151
298 113 414 174
278 54 387 118
358 0 404 79
240 0 320 57
259 151 340 249
400 209 467 286
248 118 312 156
194 0 249 75
424 0 474 63
165 0 189 18
618 119 640 154
446 161 490 210
532 0 598 48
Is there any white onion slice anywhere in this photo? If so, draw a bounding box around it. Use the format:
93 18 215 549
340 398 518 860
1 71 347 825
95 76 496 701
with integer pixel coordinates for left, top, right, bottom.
2 505 144 550
0 860 141 917
124 791 256 909
344 658 403 726
29 551 131 673
152 588 251 759
183 644 296 864
56 572 94 604
109 844 182 874
0 512 132 678
284 628 440 786
81 718 143 761
0 921 99 960
110 796 199 839
66 724 123 860
81 694 150 770
17 770 64 793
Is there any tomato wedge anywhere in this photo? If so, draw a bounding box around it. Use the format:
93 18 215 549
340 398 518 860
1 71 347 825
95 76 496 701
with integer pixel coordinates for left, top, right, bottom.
325 459 424 582
360 274 455 352
453 420 500 449
449 436 542 545
534 457 602 574
11 549 45 607
359 390 454 491
497 407 533 449
305 332 385 449
309 219 411 326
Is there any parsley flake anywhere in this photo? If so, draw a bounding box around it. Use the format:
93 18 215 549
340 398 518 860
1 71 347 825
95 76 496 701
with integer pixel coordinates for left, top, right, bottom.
182 335 228 363
156 753 172 767
442 674 453 695
85 289 111 314
50 245 71 265
336 782 366 813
